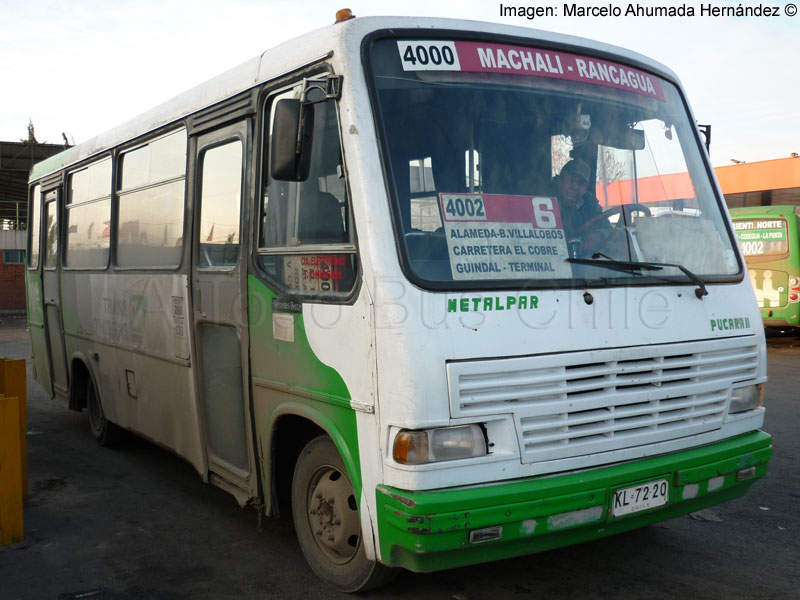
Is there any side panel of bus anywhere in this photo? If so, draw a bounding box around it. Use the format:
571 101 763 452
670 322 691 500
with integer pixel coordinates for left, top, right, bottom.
246 78 376 522
45 131 208 476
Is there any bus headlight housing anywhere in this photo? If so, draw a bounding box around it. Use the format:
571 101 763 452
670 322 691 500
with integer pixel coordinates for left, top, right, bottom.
729 384 765 414
393 425 487 465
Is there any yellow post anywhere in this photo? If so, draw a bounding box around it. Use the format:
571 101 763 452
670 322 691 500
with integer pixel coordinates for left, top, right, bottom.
0 359 27 496
0 392 24 545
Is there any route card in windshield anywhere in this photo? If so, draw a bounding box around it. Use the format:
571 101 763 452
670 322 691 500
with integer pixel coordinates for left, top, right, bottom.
440 193 572 280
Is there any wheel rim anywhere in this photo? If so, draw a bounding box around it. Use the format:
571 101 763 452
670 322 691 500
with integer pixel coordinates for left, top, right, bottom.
306 465 361 564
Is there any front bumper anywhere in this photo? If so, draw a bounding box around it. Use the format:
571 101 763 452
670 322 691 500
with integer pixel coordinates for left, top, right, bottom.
375 431 771 572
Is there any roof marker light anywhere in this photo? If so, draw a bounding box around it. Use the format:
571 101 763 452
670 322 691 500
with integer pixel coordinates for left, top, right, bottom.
335 8 355 23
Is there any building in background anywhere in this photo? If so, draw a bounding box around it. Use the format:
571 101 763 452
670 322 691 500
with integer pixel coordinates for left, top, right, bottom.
0 230 27 311
717 156 800 208
0 138 66 311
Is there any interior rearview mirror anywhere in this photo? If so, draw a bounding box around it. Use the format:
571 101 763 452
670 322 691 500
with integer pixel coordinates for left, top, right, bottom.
270 99 315 181
603 126 646 151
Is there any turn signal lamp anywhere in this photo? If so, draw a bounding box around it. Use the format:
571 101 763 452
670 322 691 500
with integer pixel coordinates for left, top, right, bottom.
394 425 487 465
335 8 355 23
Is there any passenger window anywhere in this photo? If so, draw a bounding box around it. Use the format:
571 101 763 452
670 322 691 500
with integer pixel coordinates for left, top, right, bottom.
28 184 41 269
116 130 187 268
259 89 356 295
65 158 112 268
43 194 58 269
198 141 243 268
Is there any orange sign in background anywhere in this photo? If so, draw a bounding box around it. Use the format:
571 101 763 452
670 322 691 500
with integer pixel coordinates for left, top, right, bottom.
596 156 800 206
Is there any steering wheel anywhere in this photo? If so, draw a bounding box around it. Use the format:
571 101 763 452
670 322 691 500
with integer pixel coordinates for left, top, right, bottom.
576 204 652 236
569 204 651 258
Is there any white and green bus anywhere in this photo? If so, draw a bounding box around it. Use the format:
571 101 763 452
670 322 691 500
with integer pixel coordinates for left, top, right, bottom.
26 13 771 592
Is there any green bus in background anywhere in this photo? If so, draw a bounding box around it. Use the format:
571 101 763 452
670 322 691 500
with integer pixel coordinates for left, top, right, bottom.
730 206 800 330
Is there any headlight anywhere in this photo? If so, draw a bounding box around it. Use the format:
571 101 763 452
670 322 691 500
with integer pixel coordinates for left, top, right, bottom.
729 384 765 414
393 425 487 465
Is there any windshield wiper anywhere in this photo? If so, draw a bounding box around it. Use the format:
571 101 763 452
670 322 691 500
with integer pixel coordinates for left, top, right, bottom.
566 253 709 299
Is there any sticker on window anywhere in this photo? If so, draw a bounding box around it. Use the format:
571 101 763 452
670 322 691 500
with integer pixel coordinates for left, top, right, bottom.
283 255 348 292
397 41 665 101
397 41 461 71
439 193 571 280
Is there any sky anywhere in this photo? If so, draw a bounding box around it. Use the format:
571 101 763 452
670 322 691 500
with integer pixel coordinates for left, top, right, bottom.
1 0 798 167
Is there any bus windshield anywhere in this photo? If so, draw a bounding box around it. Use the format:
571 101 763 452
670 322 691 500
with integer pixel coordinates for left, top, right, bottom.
368 38 740 288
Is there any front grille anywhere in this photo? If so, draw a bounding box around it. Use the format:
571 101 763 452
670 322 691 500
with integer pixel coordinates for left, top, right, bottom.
447 338 759 465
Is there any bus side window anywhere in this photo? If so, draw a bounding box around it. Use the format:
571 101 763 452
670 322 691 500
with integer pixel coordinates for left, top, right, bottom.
197 141 243 268
44 193 59 269
116 129 187 268
28 184 42 269
259 92 357 296
65 157 112 269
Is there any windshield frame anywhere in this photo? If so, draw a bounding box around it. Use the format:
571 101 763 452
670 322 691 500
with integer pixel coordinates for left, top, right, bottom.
361 29 744 292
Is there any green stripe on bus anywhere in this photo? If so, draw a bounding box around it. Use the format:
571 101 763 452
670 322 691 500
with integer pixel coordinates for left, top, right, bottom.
375 431 771 572
247 275 361 497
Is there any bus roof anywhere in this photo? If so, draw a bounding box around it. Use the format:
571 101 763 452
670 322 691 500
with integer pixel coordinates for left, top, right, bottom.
29 15 680 183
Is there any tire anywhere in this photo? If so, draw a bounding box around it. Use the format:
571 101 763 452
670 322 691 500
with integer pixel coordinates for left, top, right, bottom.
291 436 396 592
86 374 123 447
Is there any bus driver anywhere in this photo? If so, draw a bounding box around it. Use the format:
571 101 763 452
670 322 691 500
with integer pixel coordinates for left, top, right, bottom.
552 158 621 258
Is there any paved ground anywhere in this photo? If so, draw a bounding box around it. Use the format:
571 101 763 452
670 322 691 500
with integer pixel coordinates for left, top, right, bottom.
1 315 798 599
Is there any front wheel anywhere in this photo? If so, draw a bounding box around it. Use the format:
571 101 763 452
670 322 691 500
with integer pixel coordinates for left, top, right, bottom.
291 436 395 592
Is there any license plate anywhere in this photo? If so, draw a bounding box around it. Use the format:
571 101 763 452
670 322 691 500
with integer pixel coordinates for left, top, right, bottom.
612 479 669 517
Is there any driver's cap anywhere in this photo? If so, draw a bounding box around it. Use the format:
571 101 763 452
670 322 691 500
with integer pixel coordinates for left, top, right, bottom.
560 159 591 183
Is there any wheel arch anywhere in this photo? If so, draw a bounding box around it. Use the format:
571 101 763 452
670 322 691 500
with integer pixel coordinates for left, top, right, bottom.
68 352 94 412
266 401 361 518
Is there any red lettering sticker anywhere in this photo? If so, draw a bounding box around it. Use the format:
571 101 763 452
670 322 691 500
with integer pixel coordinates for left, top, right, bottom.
455 42 665 101
397 41 665 101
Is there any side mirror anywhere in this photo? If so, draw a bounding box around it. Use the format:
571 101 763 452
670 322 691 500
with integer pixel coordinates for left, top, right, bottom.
270 99 314 181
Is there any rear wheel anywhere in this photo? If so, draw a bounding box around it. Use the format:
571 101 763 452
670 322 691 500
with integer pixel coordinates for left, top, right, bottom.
291 436 395 592
86 374 123 446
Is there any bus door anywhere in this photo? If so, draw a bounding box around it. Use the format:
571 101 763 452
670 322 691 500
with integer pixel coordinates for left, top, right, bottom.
190 121 258 501
41 187 69 402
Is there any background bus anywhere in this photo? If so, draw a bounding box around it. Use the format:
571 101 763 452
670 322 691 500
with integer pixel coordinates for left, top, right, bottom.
26 14 770 592
730 205 800 330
